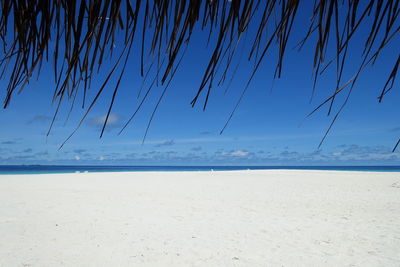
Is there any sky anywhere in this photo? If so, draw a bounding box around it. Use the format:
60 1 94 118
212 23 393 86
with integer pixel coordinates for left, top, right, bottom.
0 1 399 166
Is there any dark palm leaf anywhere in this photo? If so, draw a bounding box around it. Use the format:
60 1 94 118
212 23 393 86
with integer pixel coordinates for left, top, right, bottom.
0 0 399 149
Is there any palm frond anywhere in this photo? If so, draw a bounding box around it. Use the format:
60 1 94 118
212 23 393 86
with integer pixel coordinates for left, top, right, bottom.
0 0 399 149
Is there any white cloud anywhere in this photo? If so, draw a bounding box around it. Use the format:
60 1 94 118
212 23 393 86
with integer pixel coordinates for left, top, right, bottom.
98 156 106 161
221 150 249 157
88 113 121 127
74 155 80 161
154 140 175 147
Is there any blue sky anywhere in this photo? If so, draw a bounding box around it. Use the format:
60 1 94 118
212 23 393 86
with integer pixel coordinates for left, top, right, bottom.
0 2 399 165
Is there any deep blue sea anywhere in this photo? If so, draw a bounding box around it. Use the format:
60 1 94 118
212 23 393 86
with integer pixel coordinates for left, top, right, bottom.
0 165 399 175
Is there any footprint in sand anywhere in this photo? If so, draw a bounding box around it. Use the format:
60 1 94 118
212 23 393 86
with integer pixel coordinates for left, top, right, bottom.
390 182 400 188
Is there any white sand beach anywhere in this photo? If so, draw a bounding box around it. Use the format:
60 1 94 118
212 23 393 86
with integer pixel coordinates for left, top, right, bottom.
0 170 399 266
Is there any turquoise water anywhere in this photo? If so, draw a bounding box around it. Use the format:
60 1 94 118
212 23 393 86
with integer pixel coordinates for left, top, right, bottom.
0 165 399 174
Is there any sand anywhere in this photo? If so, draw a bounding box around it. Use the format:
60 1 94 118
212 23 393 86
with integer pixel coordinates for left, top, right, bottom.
0 170 399 266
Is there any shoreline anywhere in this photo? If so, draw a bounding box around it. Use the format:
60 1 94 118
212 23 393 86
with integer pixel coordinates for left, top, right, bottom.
1 167 400 176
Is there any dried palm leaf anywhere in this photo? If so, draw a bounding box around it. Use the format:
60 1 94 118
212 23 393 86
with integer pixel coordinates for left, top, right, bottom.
0 0 399 150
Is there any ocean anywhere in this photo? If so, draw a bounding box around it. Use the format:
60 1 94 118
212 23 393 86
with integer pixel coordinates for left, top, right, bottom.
0 165 399 175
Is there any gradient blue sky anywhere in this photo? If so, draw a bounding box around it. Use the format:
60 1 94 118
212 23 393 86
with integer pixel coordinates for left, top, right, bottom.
0 2 399 165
